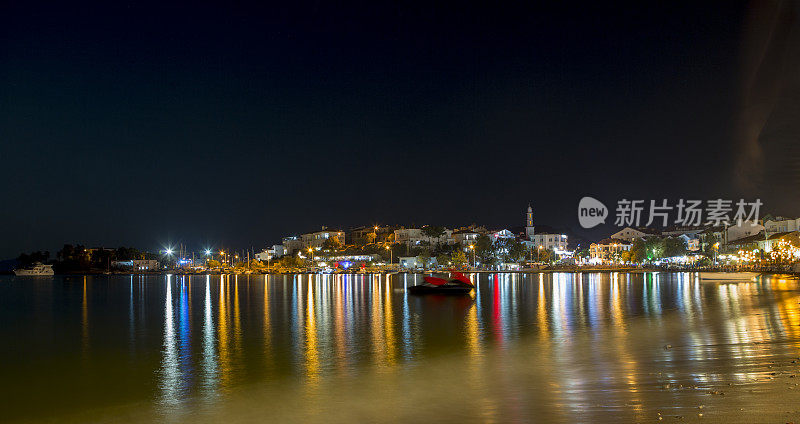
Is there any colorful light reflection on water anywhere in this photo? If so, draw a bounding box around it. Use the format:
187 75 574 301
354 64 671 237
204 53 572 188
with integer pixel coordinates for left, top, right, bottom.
1 272 799 423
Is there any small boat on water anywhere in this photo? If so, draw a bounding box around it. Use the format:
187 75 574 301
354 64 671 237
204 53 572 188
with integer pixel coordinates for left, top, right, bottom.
13 263 54 276
699 272 761 282
408 271 474 295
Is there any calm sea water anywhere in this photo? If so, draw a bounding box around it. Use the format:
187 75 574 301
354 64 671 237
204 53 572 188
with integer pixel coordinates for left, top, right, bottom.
1 272 799 423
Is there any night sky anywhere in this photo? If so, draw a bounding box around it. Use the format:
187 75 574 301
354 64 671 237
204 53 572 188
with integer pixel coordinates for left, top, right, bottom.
2 1 799 258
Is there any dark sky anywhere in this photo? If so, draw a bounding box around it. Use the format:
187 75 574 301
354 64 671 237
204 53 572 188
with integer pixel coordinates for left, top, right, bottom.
2 1 799 258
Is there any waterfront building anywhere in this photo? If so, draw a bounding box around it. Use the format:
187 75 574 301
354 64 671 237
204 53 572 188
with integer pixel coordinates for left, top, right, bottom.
394 227 453 246
398 255 438 269
255 248 286 262
428 227 454 245
764 216 800 236
452 228 480 246
395 228 424 246
760 231 800 252
588 238 632 264
301 227 346 249
726 220 764 242
271 244 287 257
489 229 516 241
111 259 159 271
281 236 303 255
609 226 661 241
684 236 700 251
348 225 397 245
521 204 569 252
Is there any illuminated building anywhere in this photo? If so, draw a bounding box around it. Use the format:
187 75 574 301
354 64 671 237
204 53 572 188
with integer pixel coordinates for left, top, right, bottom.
301 227 345 249
111 259 159 271
589 238 632 264
452 228 480 246
522 204 569 251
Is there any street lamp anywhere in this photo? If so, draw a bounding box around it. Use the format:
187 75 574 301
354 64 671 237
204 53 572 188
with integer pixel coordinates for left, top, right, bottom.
308 248 314 266
469 244 476 268
713 242 720 265
163 247 175 270
385 244 392 268
538 245 543 262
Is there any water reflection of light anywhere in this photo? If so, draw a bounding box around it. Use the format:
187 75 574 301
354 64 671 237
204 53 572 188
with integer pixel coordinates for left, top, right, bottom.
551 273 569 341
304 279 320 386
371 276 387 366
129 275 134 357
384 278 397 366
233 276 242 356
263 275 272 364
465 293 482 358
586 274 600 329
537 275 549 340
491 274 504 346
609 274 624 331
82 276 89 357
159 275 180 408
333 275 347 371
178 278 193 392
218 276 230 390
201 276 218 402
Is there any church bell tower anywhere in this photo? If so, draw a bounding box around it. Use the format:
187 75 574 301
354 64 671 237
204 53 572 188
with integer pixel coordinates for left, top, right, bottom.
525 203 535 240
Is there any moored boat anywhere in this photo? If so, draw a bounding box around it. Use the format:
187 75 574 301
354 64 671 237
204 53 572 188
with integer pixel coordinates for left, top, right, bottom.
699 272 761 282
408 271 474 295
13 263 54 276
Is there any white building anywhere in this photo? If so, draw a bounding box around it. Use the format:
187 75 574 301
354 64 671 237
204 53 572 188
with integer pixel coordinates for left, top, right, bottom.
529 233 568 251
489 229 516 241
523 204 569 252
398 255 439 269
300 227 345 250
395 228 424 246
452 228 480 246
256 248 285 262
588 238 632 264
394 227 454 246
112 259 159 271
281 236 303 255
610 227 660 242
270 244 287 257
764 217 800 236
726 220 764 242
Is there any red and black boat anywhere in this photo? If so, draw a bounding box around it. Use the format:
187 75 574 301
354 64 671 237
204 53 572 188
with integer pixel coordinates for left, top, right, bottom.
407 271 475 295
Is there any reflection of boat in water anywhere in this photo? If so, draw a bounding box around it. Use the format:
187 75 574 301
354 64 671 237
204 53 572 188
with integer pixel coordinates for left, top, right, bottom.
699 272 761 282
13 263 54 276
408 271 474 295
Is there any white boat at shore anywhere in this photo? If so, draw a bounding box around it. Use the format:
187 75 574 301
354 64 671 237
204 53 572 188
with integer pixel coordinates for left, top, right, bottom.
698 272 760 282
13 263 54 276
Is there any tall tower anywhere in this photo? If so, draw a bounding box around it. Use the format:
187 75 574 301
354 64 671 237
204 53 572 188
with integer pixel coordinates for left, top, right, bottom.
525 203 535 240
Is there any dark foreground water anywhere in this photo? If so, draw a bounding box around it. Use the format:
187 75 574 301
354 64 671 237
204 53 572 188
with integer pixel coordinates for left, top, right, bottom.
2 272 800 423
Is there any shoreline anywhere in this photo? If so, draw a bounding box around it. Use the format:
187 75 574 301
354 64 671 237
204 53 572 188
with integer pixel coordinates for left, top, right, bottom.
5 269 798 277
